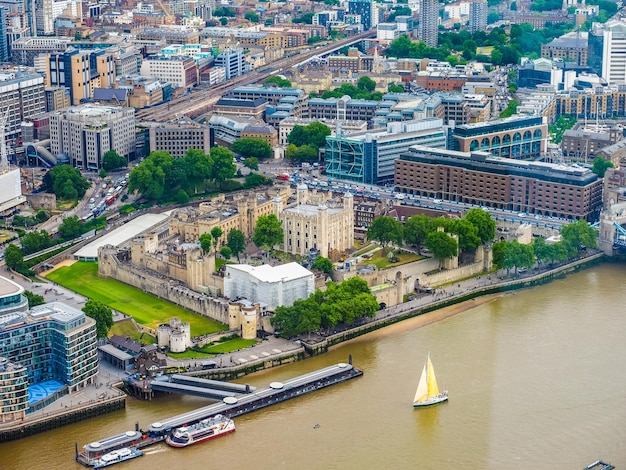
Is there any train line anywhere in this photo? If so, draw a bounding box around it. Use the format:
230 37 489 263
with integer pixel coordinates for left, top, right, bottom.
135 30 377 122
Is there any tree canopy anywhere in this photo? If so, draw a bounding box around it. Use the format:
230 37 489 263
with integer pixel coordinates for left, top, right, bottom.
287 122 332 149
311 256 333 275
265 76 292 88
58 215 83 240
425 231 458 267
24 290 45 308
271 277 378 338
199 233 212 254
102 150 127 172
227 228 246 261
82 300 114 338
492 240 534 273
232 138 272 160
5 244 23 270
366 216 404 247
252 214 284 252
404 214 433 254
42 165 90 200
465 208 496 244
592 156 614 178
129 147 237 200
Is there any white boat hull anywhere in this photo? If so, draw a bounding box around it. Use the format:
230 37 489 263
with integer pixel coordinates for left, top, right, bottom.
413 392 448 407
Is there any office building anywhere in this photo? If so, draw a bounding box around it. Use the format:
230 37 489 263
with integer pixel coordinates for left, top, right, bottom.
452 116 548 159
468 0 488 33
0 276 98 422
50 104 136 169
149 122 212 158
541 31 589 66
47 49 116 106
325 118 446 185
589 20 626 84
394 145 603 220
0 70 46 156
140 55 198 89
418 0 438 47
10 37 70 66
214 48 244 80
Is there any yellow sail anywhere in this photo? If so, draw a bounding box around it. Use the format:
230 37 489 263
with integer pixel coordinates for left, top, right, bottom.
426 356 440 398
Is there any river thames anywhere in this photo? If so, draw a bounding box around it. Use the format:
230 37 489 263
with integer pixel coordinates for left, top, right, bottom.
1 263 625 469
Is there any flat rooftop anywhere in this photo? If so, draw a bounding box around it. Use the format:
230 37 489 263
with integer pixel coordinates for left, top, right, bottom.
0 276 24 297
74 213 170 259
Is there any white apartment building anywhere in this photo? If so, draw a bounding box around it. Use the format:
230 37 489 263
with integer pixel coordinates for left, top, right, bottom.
49 104 135 170
139 55 198 88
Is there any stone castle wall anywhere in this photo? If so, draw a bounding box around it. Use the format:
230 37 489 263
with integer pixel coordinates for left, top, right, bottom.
98 246 230 325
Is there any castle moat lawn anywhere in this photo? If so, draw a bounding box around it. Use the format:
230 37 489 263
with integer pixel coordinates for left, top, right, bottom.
45 261 226 337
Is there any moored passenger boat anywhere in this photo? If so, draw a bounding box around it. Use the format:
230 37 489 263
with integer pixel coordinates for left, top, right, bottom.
92 447 143 469
165 414 235 448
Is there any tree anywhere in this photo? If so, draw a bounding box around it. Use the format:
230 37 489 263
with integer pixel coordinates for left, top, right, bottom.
592 156 614 178
227 228 246 261
287 122 331 149
265 76 292 88
21 230 52 254
561 220 597 256
35 210 48 223
425 231 458 268
232 138 272 160
493 240 534 273
102 149 126 172
357 76 376 92
211 226 223 253
448 218 481 252
253 214 284 252
243 157 259 170
210 147 237 188
465 208 496 244
199 233 212 254
404 214 433 254
44 165 90 200
82 300 114 338
99 168 107 178
388 83 404 93
220 246 232 260
366 216 404 248
24 290 45 308
244 10 259 22
175 189 190 204
128 152 170 200
58 215 83 240
244 173 272 188
285 144 318 162
311 256 333 275
183 148 213 192
220 17 228 25
5 244 23 270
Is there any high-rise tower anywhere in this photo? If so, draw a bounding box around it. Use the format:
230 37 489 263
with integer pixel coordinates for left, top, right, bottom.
469 0 488 33
418 0 438 47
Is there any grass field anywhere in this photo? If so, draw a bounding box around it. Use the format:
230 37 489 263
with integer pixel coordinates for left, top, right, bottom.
362 249 424 269
169 338 258 359
109 319 156 344
46 262 226 336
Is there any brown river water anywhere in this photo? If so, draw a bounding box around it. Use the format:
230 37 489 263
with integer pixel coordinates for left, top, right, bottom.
1 263 626 470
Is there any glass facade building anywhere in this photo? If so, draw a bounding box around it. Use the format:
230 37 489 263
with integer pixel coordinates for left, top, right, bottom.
0 286 98 422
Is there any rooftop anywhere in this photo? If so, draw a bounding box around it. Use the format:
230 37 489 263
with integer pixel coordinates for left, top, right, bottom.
226 262 313 283
0 276 24 298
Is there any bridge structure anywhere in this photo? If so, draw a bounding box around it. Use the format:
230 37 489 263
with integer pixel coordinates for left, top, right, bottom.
598 201 626 254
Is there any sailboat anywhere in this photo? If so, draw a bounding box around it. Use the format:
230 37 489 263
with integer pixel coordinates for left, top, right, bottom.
413 353 448 407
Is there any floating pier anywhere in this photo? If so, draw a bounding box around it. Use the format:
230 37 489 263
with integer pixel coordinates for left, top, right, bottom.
77 361 362 466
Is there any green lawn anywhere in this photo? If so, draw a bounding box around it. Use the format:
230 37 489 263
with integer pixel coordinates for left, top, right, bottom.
109 319 156 344
46 262 226 336
362 249 424 269
169 338 258 359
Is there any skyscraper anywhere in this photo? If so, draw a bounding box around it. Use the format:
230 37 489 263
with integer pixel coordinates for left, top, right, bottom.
468 0 488 33
418 0 438 47
0 7 8 62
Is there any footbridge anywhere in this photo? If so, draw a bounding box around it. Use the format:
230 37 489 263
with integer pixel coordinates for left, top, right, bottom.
148 374 256 399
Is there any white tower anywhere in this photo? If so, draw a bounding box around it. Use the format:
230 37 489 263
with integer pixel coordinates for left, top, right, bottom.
0 108 9 173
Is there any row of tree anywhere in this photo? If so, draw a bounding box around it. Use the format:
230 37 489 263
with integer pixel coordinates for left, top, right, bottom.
271 277 379 338
41 165 90 201
129 148 236 201
493 220 598 273
366 209 496 266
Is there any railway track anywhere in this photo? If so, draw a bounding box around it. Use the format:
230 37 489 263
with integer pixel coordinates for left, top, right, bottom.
135 30 376 122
